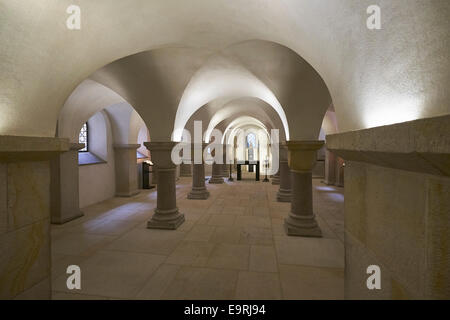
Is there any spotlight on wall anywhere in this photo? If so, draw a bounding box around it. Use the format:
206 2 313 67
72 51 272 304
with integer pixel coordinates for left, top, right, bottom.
362 95 422 128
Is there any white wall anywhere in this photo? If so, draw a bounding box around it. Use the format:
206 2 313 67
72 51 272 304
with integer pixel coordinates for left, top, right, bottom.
79 111 116 208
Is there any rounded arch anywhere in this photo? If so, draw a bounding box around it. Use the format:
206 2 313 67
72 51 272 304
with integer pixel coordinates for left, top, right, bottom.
57 79 126 142
2 1 447 139
223 116 270 145
173 51 290 141
58 79 150 147
203 96 284 143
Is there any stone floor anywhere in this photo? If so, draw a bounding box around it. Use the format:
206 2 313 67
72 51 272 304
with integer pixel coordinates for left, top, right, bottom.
51 173 345 300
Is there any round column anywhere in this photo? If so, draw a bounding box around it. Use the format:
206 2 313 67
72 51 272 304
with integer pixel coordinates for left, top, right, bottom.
188 143 210 199
144 141 185 230
271 170 280 185
209 144 224 184
209 163 225 184
221 144 229 177
179 163 192 177
277 144 291 202
284 140 323 237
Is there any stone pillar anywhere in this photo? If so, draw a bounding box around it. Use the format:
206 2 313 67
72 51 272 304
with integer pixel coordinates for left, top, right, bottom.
220 144 229 177
271 169 280 185
284 140 324 237
210 163 224 183
277 144 291 202
113 144 140 197
209 144 224 184
324 149 336 185
179 163 192 177
144 142 185 230
50 143 84 224
188 143 210 199
0 135 69 299
335 157 345 187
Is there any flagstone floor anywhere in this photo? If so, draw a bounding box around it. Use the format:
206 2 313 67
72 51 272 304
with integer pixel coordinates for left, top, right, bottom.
51 173 344 300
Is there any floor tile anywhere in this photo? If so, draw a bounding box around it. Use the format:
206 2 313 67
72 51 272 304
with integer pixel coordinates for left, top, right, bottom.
249 245 278 272
53 250 166 298
161 266 238 299
207 243 250 270
165 241 215 267
235 271 282 300
279 264 344 299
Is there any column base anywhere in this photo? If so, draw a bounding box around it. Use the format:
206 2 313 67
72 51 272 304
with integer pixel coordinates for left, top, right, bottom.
209 176 224 184
277 189 291 202
187 188 210 199
271 177 280 185
147 208 185 230
116 190 140 197
284 214 322 237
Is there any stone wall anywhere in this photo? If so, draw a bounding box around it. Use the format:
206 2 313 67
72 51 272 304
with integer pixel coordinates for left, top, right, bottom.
344 162 449 299
327 115 450 299
0 136 69 299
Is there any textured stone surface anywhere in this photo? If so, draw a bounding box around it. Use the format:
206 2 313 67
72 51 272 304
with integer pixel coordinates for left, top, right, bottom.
327 115 450 176
344 160 450 299
113 144 140 197
0 161 52 299
427 178 450 299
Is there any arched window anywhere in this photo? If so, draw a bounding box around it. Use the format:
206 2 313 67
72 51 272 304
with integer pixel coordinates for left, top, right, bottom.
246 133 257 161
79 122 88 152
246 133 256 148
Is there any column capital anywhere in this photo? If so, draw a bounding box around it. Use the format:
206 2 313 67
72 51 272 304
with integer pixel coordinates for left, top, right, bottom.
113 143 141 149
144 141 177 151
286 140 324 172
144 141 178 169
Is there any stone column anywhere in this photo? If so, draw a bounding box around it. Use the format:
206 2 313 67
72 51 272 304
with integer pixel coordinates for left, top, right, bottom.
113 144 140 197
284 140 324 237
324 149 336 185
271 170 280 185
0 135 69 299
188 143 210 199
179 163 192 177
221 144 229 177
50 143 84 224
335 156 345 187
144 142 185 230
209 144 224 184
277 144 291 202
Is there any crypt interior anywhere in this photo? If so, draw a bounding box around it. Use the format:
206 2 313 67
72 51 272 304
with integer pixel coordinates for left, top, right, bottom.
0 0 449 300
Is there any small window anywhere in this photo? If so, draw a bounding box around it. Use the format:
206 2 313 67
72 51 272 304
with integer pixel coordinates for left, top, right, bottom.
246 133 256 148
79 122 88 152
